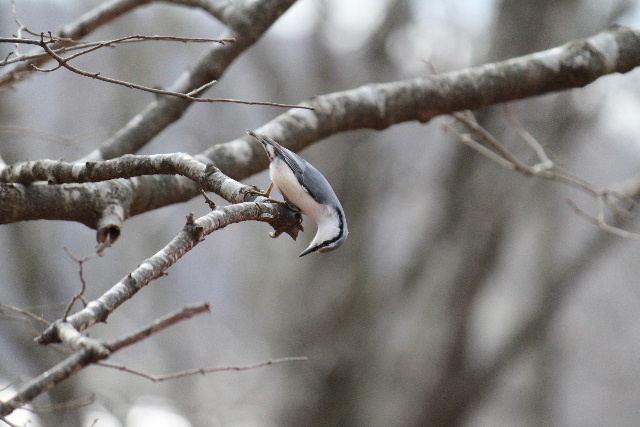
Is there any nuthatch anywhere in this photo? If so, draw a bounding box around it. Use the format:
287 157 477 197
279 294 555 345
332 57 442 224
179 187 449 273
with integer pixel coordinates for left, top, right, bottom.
247 130 348 257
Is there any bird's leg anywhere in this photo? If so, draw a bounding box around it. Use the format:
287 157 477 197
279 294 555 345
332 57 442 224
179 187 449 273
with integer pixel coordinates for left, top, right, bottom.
248 182 292 207
249 182 274 197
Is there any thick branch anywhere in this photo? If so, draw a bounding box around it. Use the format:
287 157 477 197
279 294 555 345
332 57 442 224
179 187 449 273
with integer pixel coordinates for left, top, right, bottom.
1 153 222 186
198 26 640 176
37 202 300 344
3 26 640 229
0 154 301 244
236 26 640 153
80 0 297 161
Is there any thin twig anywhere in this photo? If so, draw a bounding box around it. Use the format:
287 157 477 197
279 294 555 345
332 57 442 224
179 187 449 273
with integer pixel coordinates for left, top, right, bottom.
0 303 211 418
200 189 217 209
11 0 35 62
2 33 311 109
34 34 234 65
504 105 553 168
0 35 235 66
62 247 102 320
442 120 516 170
23 33 312 109
451 111 540 173
0 303 50 327
0 37 46 46
444 110 640 239
568 198 640 239
107 303 211 352
97 356 309 382
186 79 217 97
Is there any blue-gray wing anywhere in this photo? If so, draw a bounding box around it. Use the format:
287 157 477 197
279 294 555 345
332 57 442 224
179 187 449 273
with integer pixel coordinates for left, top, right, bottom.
265 136 340 206
299 163 341 206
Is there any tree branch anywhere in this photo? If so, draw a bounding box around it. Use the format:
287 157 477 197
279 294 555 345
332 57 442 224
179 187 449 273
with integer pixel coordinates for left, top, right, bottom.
194 26 640 179
0 303 210 418
0 153 302 245
3 26 640 237
1 0 148 88
37 202 301 345
24 31 309 109
79 0 298 161
0 34 234 66
0 0 239 85
97 356 308 382
443 110 640 238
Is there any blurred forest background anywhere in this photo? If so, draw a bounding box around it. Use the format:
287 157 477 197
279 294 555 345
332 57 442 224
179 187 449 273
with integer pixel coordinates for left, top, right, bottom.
3 0 640 426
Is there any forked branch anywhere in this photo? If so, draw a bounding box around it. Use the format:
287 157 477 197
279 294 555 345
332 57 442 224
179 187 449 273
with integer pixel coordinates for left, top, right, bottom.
8 32 309 109
0 303 211 418
443 109 640 238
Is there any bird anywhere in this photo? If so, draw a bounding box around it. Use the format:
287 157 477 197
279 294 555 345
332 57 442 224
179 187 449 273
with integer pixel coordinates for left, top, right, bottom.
247 130 348 257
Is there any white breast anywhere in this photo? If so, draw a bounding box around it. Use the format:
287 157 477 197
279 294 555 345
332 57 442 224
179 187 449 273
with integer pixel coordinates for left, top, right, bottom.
270 159 327 222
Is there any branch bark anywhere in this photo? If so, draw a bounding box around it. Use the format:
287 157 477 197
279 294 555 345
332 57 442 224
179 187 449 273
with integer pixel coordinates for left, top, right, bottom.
3 26 640 236
37 201 300 345
0 0 240 87
0 303 211 418
0 154 302 245
79 0 297 161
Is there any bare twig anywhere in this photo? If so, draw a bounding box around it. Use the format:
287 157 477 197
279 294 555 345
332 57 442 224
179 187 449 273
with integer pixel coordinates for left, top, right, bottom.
504 105 554 168
453 111 527 168
28 35 230 68
442 118 516 170
11 0 39 55
444 110 640 239
0 303 50 327
62 247 103 320
36 202 301 345
10 32 307 109
568 197 640 239
26 32 309 109
1 0 238 87
0 304 70 357
97 356 308 382
0 35 234 66
107 303 210 352
2 32 310 109
200 188 217 209
0 37 46 47
0 303 210 418
0 312 49 341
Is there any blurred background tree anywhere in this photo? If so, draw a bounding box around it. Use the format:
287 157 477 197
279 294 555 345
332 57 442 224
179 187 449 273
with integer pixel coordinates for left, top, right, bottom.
2 0 640 426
